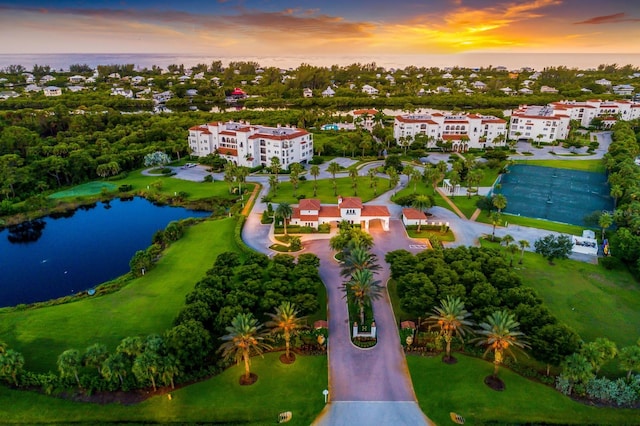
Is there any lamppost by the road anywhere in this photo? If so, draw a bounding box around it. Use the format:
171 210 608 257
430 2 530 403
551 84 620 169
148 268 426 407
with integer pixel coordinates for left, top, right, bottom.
322 389 329 403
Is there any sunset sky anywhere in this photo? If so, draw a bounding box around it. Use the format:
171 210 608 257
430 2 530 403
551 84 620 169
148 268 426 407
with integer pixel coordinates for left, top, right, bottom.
0 0 639 56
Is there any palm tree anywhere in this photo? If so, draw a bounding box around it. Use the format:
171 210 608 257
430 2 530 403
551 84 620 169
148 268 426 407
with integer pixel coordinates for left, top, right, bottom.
235 166 250 198
424 296 474 362
310 164 320 197
132 350 161 391
327 162 341 196
410 169 422 193
266 302 307 362
340 246 381 277
341 269 383 325
387 167 400 188
412 195 432 233
101 352 128 387
218 313 272 383
367 168 376 188
599 212 613 241
492 194 507 213
0 349 24 386
83 343 109 374
58 349 82 387
275 202 293 235
610 184 623 208
501 234 514 247
223 162 237 194
159 355 180 389
490 212 501 241
466 169 484 198
619 345 640 380
473 310 530 380
518 240 530 264
348 167 359 196
561 353 594 395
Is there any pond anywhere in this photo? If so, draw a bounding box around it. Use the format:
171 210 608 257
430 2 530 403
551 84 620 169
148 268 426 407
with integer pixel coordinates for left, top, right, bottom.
0 197 210 308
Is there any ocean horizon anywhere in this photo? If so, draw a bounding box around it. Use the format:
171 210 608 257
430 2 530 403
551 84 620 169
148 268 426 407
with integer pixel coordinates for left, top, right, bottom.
1 52 639 72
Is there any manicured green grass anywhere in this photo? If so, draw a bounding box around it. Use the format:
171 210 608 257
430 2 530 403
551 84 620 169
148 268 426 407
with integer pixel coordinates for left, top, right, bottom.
49 182 117 198
387 279 412 324
409 354 639 425
517 251 640 348
406 227 455 242
0 218 239 372
513 159 605 173
117 170 250 201
475 209 591 235
269 177 389 204
392 182 451 211
478 168 502 187
448 195 481 219
0 353 327 425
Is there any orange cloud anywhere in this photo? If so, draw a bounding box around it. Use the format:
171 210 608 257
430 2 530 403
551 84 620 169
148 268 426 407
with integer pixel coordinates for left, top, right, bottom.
574 13 640 25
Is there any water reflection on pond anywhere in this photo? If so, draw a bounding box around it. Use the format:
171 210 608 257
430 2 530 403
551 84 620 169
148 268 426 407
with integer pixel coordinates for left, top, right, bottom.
0 197 209 308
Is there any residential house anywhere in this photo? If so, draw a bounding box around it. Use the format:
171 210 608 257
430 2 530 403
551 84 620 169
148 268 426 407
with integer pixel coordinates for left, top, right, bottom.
43 86 62 97
322 86 335 97
401 208 427 227
518 88 534 95
188 120 314 168
362 84 379 95
595 78 612 86
540 86 559 94
111 87 134 98
472 81 487 90
303 88 313 98
613 85 634 96
352 109 379 131
0 90 19 99
24 84 42 93
290 197 390 231
68 75 86 84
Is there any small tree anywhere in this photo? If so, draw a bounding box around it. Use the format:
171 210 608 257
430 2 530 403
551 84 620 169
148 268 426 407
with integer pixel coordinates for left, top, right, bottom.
310 164 320 197
619 345 640 380
560 353 594 395
492 194 507 213
58 349 82 387
599 212 613 241
143 151 171 169
534 234 573 265
412 195 433 233
275 203 293 235
518 240 530 264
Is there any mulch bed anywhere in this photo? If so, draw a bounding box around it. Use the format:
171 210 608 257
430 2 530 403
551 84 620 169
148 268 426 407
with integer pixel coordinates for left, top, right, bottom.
239 372 258 386
484 375 505 391
442 355 458 364
280 353 296 364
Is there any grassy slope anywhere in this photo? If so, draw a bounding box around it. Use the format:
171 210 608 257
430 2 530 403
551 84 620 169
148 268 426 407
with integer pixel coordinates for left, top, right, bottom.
1 353 327 425
513 159 605 173
409 354 639 425
475 209 592 235
0 218 238 372
269 176 389 204
517 251 640 348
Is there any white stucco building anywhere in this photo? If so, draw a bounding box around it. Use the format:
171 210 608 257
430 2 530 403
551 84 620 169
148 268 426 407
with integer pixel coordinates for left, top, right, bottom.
509 100 640 142
188 121 313 168
393 111 507 151
290 197 390 231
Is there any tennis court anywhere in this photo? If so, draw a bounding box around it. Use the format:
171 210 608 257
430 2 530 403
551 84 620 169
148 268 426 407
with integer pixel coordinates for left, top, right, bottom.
49 182 117 199
492 164 613 226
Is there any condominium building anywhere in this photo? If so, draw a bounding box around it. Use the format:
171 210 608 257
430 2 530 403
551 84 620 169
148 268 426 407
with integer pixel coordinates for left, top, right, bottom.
188 121 313 168
509 100 640 142
393 112 507 151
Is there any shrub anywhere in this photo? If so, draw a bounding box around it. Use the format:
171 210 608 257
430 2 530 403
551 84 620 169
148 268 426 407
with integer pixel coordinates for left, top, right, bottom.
203 175 213 183
118 184 133 192
586 377 639 406
599 256 624 270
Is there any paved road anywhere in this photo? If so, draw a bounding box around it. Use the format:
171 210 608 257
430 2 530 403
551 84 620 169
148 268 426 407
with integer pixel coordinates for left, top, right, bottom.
308 220 433 426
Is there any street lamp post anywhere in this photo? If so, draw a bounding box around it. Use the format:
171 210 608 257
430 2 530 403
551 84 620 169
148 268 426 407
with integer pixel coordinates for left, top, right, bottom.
322 389 329 403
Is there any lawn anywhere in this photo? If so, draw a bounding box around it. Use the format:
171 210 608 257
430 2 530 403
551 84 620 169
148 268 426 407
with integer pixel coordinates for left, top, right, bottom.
448 195 481 219
477 167 502 187
49 182 118 198
513 159 605 173
392 181 451 212
409 354 639 425
0 352 327 425
0 218 239 372
116 170 250 201
269 176 389 204
475 209 592 236
517 251 640 348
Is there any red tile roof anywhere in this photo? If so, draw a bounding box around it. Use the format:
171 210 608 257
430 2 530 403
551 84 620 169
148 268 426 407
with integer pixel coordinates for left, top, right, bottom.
318 206 341 217
299 214 319 221
218 148 238 156
361 205 390 217
219 130 236 136
299 199 321 211
340 197 363 208
314 320 328 329
442 134 465 140
353 109 378 115
395 115 437 124
248 130 309 141
402 208 427 220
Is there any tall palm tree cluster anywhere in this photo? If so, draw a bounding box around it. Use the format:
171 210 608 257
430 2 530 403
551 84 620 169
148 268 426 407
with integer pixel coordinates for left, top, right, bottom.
339 240 383 331
218 301 307 384
425 296 530 385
